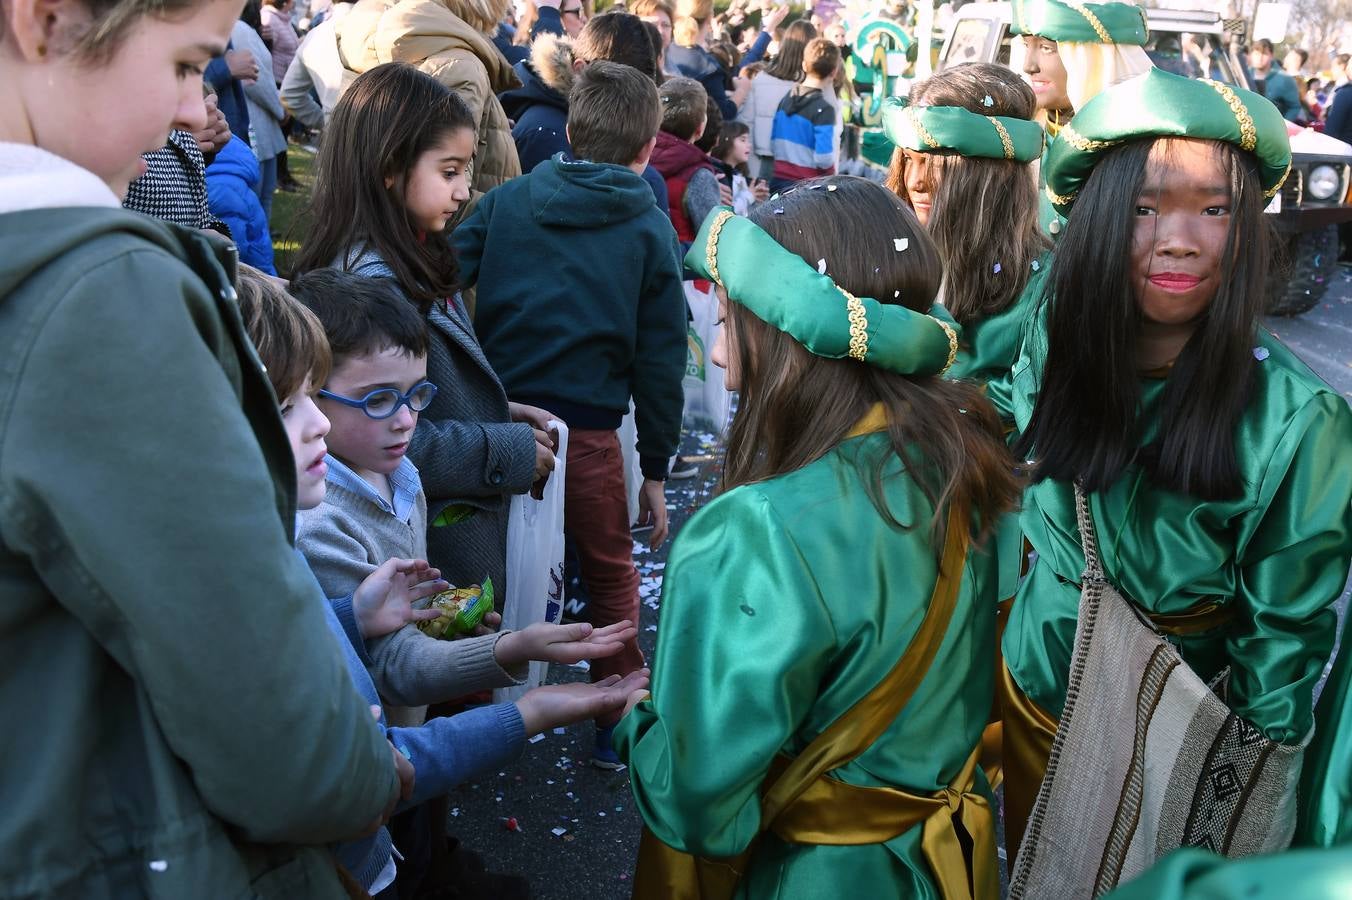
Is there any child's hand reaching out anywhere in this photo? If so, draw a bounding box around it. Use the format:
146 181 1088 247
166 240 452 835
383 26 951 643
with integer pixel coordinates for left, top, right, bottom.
494 620 638 668
516 669 652 736
353 558 450 639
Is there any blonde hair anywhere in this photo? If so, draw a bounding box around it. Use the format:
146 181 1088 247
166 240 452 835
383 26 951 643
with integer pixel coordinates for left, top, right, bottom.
235 266 333 402
673 15 701 46
674 0 711 25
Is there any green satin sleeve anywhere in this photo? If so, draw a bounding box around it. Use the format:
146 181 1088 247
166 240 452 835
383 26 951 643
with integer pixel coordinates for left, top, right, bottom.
614 487 837 859
1101 846 1352 900
1299 612 1352 847
1227 391 1352 742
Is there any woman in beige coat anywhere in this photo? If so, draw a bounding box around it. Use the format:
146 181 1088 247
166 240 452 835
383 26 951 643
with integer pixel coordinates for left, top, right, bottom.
336 0 523 191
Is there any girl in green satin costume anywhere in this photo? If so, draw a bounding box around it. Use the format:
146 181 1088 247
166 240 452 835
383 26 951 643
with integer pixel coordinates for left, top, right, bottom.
614 177 1022 899
993 69 1352 855
883 63 1052 387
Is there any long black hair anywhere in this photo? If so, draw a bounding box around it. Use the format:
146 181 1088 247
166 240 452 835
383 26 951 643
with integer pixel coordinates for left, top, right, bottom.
1013 138 1270 500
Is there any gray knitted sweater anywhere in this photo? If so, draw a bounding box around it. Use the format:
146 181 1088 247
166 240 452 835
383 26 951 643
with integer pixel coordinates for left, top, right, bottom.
297 476 524 726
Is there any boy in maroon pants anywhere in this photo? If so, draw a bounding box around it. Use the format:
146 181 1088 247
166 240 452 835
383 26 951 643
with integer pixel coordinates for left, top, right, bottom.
451 61 687 768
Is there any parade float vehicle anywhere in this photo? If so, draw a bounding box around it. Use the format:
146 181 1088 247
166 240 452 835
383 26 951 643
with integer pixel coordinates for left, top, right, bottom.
933 2 1352 315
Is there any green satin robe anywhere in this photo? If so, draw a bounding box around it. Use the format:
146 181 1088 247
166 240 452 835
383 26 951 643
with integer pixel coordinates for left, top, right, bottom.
996 323 1352 747
1101 845 1352 899
1298 609 1352 847
615 434 1000 899
946 252 1053 387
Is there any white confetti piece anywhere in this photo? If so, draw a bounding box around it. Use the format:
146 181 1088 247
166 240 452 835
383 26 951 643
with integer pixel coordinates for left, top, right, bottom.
1253 347 1270 361
894 238 909 252
983 94 994 107
552 827 569 837
993 262 1002 274
817 258 827 274
148 861 168 873
894 290 901 298
553 726 567 734
529 733 546 744
772 207 785 214
1031 258 1041 271
827 184 838 192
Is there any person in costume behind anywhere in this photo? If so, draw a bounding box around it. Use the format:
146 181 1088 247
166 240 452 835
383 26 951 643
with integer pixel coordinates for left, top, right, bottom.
882 62 1050 385
615 178 1022 899
1009 0 1152 236
994 68 1352 859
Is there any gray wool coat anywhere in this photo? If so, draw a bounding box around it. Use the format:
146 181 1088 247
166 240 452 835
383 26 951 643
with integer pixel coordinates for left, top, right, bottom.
344 250 538 599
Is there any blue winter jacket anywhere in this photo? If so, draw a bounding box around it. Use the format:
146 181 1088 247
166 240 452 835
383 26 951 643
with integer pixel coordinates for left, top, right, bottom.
206 136 276 275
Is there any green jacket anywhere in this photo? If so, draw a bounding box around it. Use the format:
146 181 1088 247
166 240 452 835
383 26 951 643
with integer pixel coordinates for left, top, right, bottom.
0 207 399 898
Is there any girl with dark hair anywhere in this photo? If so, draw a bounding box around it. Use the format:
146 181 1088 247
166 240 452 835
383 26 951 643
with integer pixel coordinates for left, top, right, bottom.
294 62 553 613
737 17 815 179
709 118 768 213
883 62 1050 384
996 69 1352 862
0 0 404 894
616 177 1022 899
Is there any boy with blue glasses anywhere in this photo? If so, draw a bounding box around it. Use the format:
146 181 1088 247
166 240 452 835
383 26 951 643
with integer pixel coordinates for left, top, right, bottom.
291 269 637 730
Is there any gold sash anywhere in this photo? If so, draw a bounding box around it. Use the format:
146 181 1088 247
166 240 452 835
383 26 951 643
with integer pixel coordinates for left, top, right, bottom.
633 496 996 900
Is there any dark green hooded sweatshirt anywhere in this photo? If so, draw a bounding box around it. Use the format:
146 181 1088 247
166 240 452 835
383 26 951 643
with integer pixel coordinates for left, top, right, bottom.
452 154 687 479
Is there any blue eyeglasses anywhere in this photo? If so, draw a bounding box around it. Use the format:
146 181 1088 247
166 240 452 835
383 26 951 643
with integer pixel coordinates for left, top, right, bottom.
318 381 438 420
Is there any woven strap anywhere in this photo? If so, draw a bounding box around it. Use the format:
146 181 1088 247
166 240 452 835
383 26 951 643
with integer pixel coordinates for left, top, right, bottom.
1073 482 1106 583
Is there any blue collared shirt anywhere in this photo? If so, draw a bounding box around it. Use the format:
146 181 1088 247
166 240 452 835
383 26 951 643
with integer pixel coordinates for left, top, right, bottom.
325 454 422 524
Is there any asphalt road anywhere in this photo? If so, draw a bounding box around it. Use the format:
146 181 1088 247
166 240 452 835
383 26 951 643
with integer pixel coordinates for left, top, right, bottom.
446 267 1352 900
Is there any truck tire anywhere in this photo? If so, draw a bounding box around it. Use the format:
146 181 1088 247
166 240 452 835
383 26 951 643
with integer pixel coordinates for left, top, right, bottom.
1267 225 1339 317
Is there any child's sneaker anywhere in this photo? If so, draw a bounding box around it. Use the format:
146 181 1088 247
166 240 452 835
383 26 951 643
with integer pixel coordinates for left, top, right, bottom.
591 724 628 771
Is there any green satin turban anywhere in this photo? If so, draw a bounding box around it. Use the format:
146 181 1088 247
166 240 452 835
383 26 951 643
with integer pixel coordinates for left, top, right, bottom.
881 97 1046 163
684 207 960 377
1010 0 1148 45
1045 68 1293 214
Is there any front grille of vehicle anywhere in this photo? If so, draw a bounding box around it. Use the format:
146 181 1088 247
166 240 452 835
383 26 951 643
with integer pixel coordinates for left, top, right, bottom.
1281 168 1303 207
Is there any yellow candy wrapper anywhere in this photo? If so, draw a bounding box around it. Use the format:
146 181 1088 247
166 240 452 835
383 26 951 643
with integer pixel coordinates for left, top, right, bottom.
415 578 494 639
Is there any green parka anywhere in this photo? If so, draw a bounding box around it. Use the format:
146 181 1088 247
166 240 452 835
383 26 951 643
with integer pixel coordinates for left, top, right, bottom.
0 203 399 899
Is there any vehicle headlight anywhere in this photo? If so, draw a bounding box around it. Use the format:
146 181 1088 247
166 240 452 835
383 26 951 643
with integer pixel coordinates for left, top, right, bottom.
1307 165 1341 201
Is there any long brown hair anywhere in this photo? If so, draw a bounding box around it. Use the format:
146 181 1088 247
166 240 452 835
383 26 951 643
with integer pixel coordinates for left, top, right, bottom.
886 63 1049 325
292 63 474 311
723 176 1021 545
762 19 817 81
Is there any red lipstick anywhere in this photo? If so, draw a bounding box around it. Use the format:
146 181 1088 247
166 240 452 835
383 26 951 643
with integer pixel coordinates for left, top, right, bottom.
1148 272 1202 292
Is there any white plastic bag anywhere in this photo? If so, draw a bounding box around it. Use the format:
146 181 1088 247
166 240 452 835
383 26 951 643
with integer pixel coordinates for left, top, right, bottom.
681 280 732 436
493 420 569 703
618 402 643 526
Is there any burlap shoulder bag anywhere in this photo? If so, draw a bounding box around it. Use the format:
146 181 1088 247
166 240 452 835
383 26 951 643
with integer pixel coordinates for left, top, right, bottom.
1009 484 1307 899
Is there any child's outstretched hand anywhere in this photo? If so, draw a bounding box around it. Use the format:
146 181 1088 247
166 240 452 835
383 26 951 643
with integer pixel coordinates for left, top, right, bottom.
516 669 652 736
353 558 450 639
494 620 638 668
